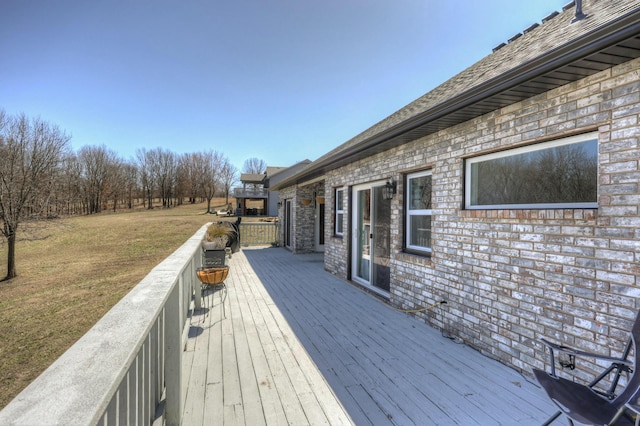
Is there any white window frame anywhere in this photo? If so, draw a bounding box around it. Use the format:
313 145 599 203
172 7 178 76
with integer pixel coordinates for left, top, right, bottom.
465 132 598 210
405 170 432 254
334 187 345 236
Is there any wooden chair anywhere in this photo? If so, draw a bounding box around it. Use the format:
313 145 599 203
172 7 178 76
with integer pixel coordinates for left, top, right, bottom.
533 310 640 425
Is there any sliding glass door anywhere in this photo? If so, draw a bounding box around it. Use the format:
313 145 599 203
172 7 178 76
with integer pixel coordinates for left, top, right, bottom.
351 182 391 293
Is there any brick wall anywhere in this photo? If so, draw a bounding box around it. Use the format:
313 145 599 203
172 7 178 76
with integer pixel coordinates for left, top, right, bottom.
277 183 323 253
322 57 640 378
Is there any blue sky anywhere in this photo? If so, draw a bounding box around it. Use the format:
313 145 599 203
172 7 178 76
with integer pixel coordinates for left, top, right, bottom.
1 0 565 171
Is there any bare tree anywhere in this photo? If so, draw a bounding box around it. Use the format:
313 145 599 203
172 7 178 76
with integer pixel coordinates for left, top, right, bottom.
0 111 70 280
147 148 177 208
199 150 223 214
219 156 237 206
242 157 266 174
59 153 83 215
177 153 199 204
136 148 155 209
104 157 125 212
121 161 138 209
77 145 119 214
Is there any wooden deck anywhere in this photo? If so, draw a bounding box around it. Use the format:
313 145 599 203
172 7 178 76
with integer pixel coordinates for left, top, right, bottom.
182 248 556 425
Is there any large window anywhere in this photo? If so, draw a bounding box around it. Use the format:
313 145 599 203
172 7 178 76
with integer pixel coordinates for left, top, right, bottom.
465 133 598 209
405 170 432 254
334 187 345 236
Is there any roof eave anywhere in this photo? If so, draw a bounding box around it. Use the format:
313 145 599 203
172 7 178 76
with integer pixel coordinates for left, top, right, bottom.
277 7 640 189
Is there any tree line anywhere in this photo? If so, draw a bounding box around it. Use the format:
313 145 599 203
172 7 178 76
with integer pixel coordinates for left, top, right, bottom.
0 110 243 280
472 141 597 206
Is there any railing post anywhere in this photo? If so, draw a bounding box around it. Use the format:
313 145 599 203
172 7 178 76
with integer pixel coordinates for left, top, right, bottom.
165 283 183 426
193 256 202 310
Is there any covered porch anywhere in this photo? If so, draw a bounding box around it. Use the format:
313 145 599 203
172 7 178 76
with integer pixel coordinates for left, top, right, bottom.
234 173 269 216
183 247 555 425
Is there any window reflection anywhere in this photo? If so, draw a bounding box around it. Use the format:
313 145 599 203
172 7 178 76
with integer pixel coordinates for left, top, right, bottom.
468 138 597 208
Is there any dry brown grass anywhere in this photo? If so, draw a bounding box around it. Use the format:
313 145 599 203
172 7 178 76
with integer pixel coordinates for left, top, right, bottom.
0 200 236 409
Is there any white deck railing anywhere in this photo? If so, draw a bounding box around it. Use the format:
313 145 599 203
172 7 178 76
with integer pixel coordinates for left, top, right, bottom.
0 225 207 426
233 187 268 198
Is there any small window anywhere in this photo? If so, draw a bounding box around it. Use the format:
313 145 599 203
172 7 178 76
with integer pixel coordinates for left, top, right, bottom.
334 187 345 236
405 171 432 254
465 133 598 209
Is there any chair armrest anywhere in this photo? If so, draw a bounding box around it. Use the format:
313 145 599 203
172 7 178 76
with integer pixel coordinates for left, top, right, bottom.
540 338 633 366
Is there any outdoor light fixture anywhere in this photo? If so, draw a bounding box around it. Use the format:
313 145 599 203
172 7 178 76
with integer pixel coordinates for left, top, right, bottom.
382 178 396 200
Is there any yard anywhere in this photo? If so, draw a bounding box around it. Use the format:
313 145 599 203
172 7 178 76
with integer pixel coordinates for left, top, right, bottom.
0 200 273 409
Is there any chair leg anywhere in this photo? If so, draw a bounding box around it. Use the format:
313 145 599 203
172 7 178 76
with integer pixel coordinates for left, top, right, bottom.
201 284 210 320
220 283 226 319
542 411 562 426
609 405 629 426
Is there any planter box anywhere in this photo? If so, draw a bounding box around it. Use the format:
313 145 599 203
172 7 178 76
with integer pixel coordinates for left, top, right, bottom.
203 249 226 267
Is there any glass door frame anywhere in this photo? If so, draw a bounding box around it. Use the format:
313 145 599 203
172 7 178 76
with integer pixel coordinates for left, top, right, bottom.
350 180 391 297
314 199 325 252
284 199 292 249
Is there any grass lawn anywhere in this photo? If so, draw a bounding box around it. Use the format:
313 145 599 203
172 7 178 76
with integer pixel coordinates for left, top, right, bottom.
0 200 240 409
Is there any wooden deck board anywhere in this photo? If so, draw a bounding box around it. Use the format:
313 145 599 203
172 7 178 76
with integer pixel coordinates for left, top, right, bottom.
236 257 339 425
202 302 224 426
182 248 556 425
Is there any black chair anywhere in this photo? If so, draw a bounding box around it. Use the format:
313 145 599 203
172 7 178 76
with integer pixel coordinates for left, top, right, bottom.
533 310 640 425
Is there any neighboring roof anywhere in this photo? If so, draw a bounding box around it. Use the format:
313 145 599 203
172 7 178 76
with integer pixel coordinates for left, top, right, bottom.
265 160 312 189
240 173 265 184
240 161 313 188
274 0 640 189
265 166 287 177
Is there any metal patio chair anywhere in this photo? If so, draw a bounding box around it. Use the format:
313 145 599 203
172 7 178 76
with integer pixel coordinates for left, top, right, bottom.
533 310 640 425
196 266 229 318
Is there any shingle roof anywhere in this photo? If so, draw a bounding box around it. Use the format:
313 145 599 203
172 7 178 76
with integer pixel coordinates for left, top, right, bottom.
265 166 287 177
274 0 640 189
240 173 265 184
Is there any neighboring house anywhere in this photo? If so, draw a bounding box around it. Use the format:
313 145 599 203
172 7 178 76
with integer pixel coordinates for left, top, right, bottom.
271 0 640 379
233 160 311 216
234 173 268 216
264 160 312 217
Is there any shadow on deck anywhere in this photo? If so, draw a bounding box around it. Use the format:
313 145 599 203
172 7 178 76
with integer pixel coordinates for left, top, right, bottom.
183 247 555 425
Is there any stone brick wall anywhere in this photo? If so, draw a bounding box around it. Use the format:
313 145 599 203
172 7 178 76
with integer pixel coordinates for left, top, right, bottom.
322 57 640 378
324 183 349 279
294 184 316 253
277 183 324 253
